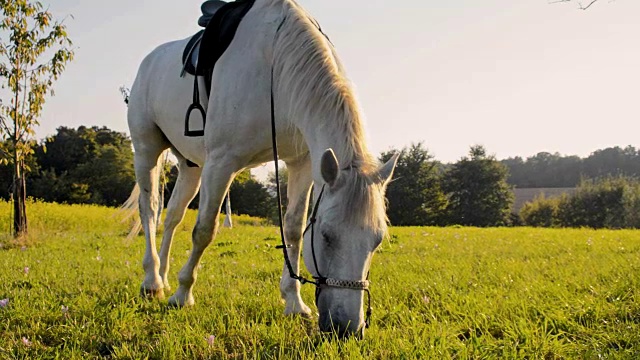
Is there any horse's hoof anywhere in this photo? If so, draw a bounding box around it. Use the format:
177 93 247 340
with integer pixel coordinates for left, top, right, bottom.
168 294 194 308
284 303 313 318
298 311 314 321
140 286 165 299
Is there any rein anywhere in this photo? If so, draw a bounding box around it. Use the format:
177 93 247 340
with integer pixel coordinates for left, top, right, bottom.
269 16 372 329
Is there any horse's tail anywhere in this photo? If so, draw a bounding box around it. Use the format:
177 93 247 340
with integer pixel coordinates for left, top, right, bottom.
119 183 142 239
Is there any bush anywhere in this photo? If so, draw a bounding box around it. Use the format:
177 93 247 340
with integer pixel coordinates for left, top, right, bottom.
519 194 561 227
556 177 640 229
622 180 640 228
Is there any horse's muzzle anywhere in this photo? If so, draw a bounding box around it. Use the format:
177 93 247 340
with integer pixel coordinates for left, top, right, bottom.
319 314 365 339
317 292 365 339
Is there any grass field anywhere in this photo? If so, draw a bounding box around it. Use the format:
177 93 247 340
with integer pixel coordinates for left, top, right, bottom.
1 200 639 359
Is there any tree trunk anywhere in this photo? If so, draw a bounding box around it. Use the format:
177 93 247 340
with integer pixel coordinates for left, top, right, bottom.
13 160 28 237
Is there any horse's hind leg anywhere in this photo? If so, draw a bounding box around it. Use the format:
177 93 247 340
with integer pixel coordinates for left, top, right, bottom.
169 154 237 307
158 154 202 291
280 154 313 316
130 119 169 298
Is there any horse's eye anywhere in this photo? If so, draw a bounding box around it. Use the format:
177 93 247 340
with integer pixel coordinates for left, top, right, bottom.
321 229 335 245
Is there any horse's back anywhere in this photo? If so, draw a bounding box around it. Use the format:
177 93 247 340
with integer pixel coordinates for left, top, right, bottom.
129 38 188 124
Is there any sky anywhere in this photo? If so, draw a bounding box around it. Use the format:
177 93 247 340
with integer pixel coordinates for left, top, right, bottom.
42 0 640 165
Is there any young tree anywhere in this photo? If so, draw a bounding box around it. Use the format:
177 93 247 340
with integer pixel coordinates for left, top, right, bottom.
380 143 448 226
443 145 514 227
0 0 74 236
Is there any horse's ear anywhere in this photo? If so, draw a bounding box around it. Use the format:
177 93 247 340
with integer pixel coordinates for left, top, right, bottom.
321 148 340 187
376 153 399 186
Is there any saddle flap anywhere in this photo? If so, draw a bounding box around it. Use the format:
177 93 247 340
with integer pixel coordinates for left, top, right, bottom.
181 30 205 76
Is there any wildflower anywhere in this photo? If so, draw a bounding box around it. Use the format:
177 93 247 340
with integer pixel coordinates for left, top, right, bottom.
22 337 31 347
96 255 102 261
20 246 27 251
207 335 215 346
23 267 29 275
61 305 69 313
0 298 9 308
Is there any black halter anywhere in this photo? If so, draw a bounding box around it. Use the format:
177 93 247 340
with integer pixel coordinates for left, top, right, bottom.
269 16 372 329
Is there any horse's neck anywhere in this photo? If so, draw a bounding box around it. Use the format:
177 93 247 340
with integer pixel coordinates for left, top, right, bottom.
300 114 371 182
272 0 374 179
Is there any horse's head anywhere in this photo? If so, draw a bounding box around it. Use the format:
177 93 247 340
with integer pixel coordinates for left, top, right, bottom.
303 149 398 338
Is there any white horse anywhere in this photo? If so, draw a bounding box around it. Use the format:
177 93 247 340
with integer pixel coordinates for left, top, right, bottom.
127 0 398 336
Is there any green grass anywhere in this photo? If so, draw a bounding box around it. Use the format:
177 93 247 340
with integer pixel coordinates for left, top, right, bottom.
1 200 639 359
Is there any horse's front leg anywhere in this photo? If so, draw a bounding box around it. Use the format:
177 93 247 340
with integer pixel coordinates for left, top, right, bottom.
168 155 236 307
158 158 201 291
280 155 313 317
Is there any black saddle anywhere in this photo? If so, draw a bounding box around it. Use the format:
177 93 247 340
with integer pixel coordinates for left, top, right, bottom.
182 0 256 91
199 0 226 27
181 0 256 137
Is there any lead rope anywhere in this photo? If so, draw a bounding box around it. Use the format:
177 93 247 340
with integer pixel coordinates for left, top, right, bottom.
269 14 372 330
270 16 319 286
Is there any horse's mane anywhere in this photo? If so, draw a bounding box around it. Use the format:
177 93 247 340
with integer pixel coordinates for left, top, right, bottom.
273 0 389 232
273 1 376 171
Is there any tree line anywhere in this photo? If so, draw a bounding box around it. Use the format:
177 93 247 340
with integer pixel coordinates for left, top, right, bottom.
2 125 639 229
0 126 136 207
0 130 515 227
502 146 640 188
0 126 282 221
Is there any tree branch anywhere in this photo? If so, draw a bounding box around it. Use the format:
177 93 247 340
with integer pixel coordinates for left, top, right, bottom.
550 0 602 10
579 0 600 10
0 117 12 138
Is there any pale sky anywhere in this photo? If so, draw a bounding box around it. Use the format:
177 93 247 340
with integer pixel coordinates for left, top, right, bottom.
43 0 639 164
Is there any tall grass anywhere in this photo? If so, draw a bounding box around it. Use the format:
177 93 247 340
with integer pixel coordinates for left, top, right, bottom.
1 201 639 358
